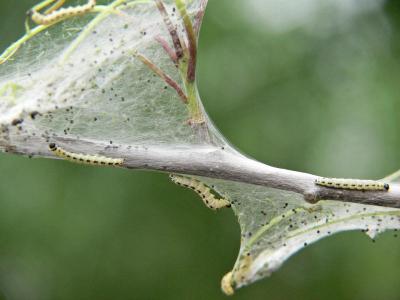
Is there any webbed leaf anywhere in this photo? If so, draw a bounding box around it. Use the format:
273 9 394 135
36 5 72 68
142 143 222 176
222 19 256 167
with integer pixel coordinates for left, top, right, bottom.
198 178 400 294
0 0 218 156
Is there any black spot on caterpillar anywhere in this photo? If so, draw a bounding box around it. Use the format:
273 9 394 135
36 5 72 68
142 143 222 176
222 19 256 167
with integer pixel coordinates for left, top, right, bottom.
49 143 123 166
169 174 231 210
315 177 389 191
11 118 23 126
28 0 96 25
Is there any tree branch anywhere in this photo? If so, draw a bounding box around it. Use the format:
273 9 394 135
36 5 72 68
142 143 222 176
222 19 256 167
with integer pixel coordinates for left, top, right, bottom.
5 136 400 209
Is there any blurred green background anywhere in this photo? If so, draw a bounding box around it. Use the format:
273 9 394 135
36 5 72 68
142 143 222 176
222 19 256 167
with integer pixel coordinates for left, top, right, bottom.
1 0 400 299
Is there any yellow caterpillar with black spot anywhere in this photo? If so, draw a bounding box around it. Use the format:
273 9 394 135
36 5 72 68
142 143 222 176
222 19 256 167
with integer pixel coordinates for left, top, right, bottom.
28 0 96 25
315 177 389 191
49 143 123 166
169 174 231 210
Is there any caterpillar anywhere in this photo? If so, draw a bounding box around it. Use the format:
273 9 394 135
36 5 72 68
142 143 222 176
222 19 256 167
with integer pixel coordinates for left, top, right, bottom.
49 143 123 166
169 174 231 210
28 0 96 25
221 272 234 296
315 177 389 191
221 254 253 296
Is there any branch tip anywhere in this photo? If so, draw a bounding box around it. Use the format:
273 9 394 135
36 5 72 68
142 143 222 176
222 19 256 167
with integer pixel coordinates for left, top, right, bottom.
155 0 184 61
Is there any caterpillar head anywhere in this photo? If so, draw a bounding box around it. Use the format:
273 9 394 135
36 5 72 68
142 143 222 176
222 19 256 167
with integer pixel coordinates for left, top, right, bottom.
49 143 57 151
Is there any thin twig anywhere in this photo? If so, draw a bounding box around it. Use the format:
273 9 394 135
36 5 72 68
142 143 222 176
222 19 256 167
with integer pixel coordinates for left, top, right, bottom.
175 0 197 82
155 0 184 61
132 51 188 103
194 0 208 35
155 36 178 66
